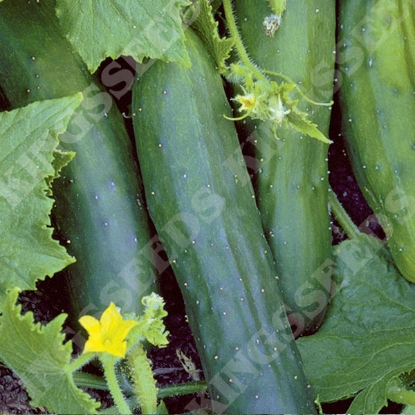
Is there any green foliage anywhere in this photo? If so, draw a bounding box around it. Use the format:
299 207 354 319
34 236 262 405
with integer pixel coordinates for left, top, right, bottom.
0 95 81 311
298 234 415 413
0 288 100 414
56 0 191 72
191 0 234 73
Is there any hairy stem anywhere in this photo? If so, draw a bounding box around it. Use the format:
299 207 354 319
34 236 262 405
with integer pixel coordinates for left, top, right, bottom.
67 352 94 373
222 0 267 82
101 355 131 415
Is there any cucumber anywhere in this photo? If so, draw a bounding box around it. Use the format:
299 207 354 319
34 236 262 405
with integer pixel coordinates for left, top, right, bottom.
338 0 415 282
132 28 317 414
0 0 159 331
232 0 336 334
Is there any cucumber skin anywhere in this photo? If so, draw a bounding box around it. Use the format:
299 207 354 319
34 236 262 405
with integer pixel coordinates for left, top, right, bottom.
132 29 316 414
339 0 415 282
233 1 336 334
0 1 158 328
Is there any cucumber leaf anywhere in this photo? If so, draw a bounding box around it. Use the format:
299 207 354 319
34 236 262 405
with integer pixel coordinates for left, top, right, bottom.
0 95 81 311
56 0 191 73
191 0 234 74
297 234 415 414
0 287 100 414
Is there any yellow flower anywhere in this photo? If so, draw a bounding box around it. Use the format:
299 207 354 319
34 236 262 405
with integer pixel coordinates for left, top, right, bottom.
234 92 256 112
79 303 138 358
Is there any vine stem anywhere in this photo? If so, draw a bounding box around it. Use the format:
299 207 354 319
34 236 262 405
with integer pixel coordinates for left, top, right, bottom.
67 352 94 373
101 355 131 415
222 0 267 83
328 187 361 240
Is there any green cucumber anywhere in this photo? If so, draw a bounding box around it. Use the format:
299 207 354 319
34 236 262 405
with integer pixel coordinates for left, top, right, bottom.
132 28 316 414
232 0 336 334
339 0 415 282
0 0 158 331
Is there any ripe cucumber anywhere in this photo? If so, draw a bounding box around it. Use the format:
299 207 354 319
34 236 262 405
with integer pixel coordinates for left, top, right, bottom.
0 0 158 331
338 0 415 282
233 0 336 333
132 28 317 414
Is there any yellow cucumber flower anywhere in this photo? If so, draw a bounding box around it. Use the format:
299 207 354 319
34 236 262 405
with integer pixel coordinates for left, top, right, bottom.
79 302 137 358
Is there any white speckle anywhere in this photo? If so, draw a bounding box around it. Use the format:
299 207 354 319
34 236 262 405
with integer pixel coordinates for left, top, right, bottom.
108 181 116 191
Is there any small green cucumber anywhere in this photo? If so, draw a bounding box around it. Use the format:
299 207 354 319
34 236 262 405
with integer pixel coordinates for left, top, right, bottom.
0 0 159 331
132 28 317 414
233 0 336 334
339 0 415 282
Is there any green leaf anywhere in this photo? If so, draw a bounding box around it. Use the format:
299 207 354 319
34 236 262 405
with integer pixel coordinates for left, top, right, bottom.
127 293 169 349
297 234 415 414
286 109 332 144
56 0 191 73
0 287 100 414
0 95 81 311
191 0 234 73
